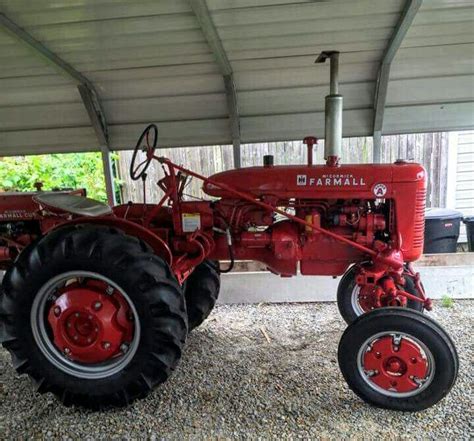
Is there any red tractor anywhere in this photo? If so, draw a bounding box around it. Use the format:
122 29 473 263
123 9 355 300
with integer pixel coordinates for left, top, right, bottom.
0 52 457 411
0 187 87 270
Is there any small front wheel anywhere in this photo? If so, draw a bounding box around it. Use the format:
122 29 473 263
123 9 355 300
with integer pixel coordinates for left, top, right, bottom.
338 308 458 411
337 264 424 324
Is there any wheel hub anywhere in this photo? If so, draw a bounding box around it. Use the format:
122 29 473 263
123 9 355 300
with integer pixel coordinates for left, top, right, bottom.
357 285 382 312
357 285 408 313
363 335 429 393
384 357 406 375
47 280 133 364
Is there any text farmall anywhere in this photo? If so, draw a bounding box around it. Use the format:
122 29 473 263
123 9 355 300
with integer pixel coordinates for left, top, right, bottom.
297 173 366 186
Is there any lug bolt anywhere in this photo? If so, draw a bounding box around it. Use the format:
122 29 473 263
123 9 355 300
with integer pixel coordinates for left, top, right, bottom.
88 315 93 320
413 377 424 386
73 335 78 341
411 357 417 364
102 341 111 350
93 301 102 311
64 347 71 355
392 335 402 346
105 285 114 295
87 338 92 343
53 306 61 317
375 352 381 359
75 312 80 318
67 322 71 328
120 343 129 353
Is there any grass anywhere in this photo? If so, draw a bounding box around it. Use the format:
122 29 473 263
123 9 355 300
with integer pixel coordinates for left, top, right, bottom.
441 294 454 308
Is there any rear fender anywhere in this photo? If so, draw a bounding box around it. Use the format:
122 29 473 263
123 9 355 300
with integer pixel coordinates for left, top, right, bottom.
48 216 173 266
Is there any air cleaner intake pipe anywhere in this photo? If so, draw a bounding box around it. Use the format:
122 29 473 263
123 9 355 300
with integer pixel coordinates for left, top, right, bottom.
303 136 317 166
316 51 342 166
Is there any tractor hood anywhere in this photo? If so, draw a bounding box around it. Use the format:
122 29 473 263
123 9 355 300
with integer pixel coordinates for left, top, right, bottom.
203 162 426 200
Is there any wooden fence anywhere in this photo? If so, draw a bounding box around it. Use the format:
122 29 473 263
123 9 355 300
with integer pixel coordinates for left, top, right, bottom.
117 133 448 207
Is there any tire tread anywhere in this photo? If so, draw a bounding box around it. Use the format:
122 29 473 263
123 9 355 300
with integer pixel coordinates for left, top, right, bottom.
0 225 187 409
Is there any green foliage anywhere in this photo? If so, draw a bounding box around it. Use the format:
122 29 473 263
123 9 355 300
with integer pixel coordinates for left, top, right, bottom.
0 153 107 202
441 294 454 308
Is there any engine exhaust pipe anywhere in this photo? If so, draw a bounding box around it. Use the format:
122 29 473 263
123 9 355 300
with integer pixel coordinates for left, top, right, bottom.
316 51 342 166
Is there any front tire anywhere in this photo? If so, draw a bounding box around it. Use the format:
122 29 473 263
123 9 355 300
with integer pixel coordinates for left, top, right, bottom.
338 308 458 411
337 264 424 324
0 225 188 409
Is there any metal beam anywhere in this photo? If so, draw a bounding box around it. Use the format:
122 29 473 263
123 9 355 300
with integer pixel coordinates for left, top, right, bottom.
187 0 232 76
188 0 242 167
0 13 94 91
0 12 115 204
100 147 116 207
372 0 422 162
0 13 109 147
77 84 108 148
223 74 241 168
77 84 115 205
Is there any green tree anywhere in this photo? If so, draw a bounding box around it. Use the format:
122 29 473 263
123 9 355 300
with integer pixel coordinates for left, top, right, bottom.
0 152 108 202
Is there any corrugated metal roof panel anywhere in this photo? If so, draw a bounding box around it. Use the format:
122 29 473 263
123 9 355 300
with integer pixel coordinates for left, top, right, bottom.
0 0 472 155
239 82 375 115
0 0 193 25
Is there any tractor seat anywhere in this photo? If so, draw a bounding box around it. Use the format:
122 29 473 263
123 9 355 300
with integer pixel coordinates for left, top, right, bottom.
34 193 113 217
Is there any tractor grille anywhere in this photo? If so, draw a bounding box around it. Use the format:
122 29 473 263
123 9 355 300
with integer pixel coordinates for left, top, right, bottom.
413 187 426 250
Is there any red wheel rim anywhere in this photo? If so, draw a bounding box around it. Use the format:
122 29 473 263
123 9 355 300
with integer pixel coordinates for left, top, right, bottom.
47 279 134 364
358 333 434 396
31 271 140 379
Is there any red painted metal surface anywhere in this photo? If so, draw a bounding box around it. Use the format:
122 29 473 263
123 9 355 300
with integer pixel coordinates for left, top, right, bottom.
0 189 85 223
51 214 174 266
203 161 426 263
363 335 429 393
303 136 318 166
150 155 430 306
47 279 134 364
0 139 430 309
0 246 11 261
357 278 411 313
0 189 86 269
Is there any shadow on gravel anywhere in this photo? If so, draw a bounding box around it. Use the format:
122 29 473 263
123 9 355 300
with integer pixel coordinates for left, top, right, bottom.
0 302 472 439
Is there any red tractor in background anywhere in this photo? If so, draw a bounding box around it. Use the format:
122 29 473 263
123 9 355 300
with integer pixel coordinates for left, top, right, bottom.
0 188 87 270
0 52 457 411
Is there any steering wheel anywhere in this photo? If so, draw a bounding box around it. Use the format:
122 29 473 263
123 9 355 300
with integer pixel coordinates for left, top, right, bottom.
130 124 158 181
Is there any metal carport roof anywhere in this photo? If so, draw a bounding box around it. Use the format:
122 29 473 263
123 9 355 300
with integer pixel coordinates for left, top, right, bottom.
0 0 473 157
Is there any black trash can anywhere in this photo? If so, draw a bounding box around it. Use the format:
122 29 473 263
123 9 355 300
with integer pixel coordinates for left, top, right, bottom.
463 215 474 252
423 208 463 254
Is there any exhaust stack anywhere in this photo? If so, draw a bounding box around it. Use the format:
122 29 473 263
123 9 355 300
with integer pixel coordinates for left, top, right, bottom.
316 51 342 166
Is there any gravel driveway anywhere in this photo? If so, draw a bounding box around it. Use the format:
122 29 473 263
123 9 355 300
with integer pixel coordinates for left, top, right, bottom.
1 301 473 439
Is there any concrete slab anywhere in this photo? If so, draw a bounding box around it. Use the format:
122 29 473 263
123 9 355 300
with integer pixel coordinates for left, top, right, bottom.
219 265 474 303
226 253 474 273
1 254 472 304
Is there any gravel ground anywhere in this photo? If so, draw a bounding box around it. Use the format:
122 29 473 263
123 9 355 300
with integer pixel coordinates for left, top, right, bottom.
1 301 473 439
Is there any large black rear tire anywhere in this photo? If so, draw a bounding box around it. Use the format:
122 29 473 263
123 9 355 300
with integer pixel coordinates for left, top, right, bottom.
338 308 458 411
337 264 424 325
0 225 187 409
184 260 220 331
